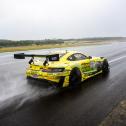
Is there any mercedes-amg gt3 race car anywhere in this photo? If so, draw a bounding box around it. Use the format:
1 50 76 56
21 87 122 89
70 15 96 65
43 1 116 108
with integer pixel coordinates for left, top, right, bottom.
14 51 109 88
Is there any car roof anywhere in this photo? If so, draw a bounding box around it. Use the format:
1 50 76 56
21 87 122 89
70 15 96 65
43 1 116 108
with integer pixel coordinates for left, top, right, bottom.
48 50 77 61
50 50 76 54
58 51 77 61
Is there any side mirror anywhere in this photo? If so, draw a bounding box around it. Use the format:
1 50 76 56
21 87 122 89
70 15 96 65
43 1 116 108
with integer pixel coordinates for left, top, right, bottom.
88 56 92 59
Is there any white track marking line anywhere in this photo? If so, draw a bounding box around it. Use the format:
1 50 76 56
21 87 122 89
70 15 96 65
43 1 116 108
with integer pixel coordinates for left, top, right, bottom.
109 55 126 63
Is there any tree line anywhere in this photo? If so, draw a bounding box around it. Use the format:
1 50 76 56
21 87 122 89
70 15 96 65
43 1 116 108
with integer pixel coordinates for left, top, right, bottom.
0 37 125 48
0 39 64 48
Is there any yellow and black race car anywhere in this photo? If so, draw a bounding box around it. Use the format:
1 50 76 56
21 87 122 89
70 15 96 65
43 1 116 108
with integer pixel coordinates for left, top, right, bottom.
14 51 109 88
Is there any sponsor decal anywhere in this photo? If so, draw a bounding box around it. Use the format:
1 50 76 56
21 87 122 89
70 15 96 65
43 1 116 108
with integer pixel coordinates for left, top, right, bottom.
90 61 96 69
81 62 90 67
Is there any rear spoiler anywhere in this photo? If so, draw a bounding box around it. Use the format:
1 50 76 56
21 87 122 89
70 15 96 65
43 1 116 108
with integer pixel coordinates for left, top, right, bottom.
14 53 59 61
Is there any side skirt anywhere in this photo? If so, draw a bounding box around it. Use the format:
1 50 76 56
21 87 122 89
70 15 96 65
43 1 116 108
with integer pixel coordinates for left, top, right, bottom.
82 70 102 81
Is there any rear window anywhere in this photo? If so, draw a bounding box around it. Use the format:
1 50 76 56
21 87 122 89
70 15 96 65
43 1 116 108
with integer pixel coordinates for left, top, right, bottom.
68 53 87 61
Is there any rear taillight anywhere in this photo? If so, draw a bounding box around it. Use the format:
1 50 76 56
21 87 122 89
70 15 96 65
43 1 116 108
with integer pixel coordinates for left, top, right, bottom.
42 69 51 72
42 68 64 73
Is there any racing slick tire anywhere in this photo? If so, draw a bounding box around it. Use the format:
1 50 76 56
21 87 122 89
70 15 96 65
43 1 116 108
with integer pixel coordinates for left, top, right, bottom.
102 59 109 75
69 68 82 87
57 76 65 88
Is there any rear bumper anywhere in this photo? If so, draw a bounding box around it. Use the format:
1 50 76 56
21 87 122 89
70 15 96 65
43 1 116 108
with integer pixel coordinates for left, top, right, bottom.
26 69 70 87
26 76 61 87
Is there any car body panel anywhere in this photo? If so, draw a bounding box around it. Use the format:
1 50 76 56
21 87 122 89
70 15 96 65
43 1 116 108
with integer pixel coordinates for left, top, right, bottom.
26 51 106 87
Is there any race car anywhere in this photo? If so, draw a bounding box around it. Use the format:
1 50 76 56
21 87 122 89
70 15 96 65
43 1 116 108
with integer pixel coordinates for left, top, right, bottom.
14 51 109 88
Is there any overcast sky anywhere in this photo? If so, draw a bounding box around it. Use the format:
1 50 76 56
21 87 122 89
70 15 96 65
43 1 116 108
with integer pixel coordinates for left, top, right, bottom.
0 0 126 40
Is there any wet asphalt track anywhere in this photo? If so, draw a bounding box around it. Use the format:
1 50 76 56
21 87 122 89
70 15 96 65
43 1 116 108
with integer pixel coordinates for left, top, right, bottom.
0 42 126 126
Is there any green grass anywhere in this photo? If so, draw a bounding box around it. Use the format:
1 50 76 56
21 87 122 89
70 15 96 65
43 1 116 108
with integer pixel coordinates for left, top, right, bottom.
0 41 111 53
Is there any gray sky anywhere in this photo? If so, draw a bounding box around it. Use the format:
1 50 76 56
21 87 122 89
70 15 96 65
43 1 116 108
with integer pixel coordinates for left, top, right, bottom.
0 0 126 40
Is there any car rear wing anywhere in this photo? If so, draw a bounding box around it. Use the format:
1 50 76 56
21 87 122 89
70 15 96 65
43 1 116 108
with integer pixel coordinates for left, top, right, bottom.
14 53 59 61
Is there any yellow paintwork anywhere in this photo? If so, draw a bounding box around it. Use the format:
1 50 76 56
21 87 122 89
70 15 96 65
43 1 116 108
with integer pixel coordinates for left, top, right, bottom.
26 51 105 87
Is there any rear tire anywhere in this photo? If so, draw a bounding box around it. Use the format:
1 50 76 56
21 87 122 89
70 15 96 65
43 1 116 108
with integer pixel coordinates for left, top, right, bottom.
56 76 65 88
69 68 82 87
102 59 109 75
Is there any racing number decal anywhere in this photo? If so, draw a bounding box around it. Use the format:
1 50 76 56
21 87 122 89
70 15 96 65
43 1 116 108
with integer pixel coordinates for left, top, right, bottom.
90 61 96 69
81 61 97 74
90 61 102 71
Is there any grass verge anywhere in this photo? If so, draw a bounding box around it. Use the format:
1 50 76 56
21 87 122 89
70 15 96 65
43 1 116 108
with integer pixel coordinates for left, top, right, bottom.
0 41 111 53
99 100 126 126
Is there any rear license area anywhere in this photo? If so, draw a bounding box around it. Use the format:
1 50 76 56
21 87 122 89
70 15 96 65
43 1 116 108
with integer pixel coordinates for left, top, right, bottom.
31 65 42 70
32 74 38 78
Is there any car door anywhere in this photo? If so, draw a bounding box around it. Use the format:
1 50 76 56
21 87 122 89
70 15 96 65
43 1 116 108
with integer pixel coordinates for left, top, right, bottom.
77 54 91 74
68 53 91 73
73 53 97 75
